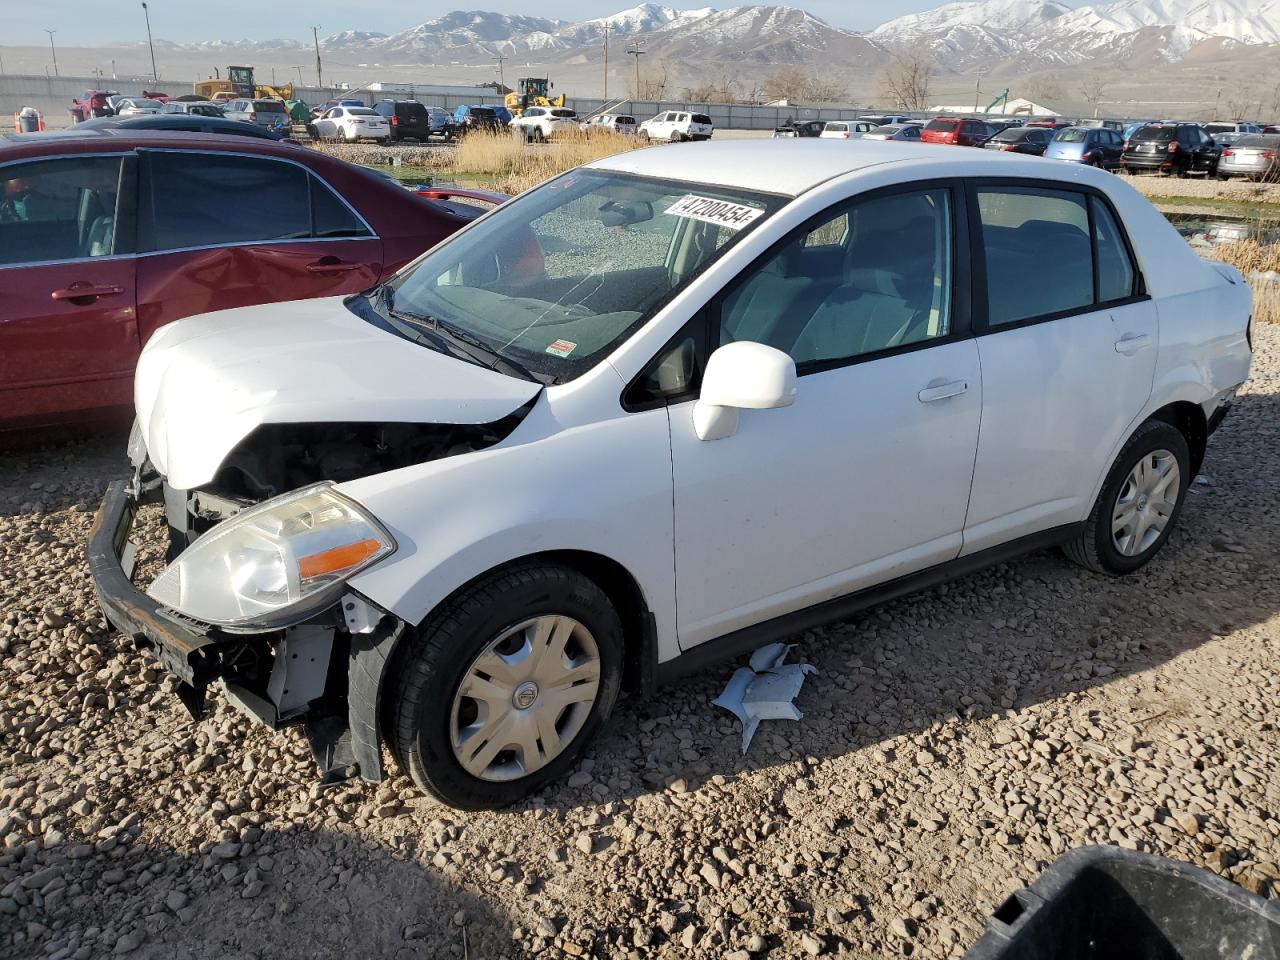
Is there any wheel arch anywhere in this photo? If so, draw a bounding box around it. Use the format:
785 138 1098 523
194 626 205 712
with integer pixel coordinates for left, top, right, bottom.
373 550 657 751
1147 400 1207 477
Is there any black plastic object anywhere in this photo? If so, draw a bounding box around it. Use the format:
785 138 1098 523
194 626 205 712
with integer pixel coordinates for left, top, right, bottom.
964 845 1280 960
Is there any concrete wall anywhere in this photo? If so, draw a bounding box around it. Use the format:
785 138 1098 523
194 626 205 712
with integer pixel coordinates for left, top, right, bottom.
2 72 891 131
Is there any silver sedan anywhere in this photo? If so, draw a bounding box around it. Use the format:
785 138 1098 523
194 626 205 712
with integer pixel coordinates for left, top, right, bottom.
861 123 924 142
1218 134 1280 181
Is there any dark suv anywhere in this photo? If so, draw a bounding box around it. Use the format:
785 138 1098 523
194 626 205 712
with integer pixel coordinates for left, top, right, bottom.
374 100 452 142
1122 123 1220 177
921 117 994 147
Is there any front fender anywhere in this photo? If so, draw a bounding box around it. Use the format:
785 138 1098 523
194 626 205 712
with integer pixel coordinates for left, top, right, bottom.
337 398 678 661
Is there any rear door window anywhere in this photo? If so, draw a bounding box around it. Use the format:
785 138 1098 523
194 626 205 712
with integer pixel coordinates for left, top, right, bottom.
976 186 1093 326
141 152 310 251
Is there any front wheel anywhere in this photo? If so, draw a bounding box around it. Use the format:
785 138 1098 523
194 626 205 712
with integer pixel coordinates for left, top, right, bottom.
388 563 624 809
1063 420 1190 576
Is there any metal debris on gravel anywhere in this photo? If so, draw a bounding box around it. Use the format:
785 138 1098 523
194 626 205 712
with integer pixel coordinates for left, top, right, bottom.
712 643 818 752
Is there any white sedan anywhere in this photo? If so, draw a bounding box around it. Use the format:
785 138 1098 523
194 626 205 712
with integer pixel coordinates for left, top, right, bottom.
113 98 165 118
311 106 391 143
510 106 579 141
820 119 880 140
91 141 1252 809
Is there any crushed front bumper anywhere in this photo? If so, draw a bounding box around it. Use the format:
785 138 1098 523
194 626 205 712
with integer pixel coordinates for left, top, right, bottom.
87 478 225 716
87 477 401 783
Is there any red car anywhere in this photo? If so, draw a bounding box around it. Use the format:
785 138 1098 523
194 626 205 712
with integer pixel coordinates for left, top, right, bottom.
921 117 996 147
69 90 118 124
0 130 484 430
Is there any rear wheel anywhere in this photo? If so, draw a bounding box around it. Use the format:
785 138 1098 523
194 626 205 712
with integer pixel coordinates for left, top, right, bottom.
670 131 683 143
388 563 624 809
1063 420 1190 576
640 130 651 143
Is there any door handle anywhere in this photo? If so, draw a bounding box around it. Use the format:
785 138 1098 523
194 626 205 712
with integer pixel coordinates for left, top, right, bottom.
1114 333 1152 355
918 379 968 403
51 283 125 303
305 258 362 274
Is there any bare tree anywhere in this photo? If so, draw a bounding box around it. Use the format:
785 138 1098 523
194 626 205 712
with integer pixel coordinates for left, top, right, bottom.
682 71 742 104
1080 75 1109 116
1225 85 1258 120
878 43 933 112
762 66 847 105
626 57 672 100
1023 72 1064 104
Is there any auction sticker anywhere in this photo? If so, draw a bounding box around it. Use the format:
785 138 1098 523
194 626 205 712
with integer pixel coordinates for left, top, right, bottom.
545 338 577 358
664 194 765 230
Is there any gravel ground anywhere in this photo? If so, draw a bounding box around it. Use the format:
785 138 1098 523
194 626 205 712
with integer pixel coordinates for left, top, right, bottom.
3 327 1279 960
1123 173 1280 207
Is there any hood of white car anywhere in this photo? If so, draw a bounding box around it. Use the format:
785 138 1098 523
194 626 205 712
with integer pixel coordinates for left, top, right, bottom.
135 296 541 490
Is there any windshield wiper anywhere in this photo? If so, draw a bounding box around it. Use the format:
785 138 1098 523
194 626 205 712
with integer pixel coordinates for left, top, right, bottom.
391 309 543 384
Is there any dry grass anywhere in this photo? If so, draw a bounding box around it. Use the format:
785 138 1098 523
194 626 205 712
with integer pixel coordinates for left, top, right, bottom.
451 130 646 194
1204 239 1280 323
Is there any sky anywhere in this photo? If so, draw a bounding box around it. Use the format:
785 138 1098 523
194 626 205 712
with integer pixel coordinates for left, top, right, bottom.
5 0 942 46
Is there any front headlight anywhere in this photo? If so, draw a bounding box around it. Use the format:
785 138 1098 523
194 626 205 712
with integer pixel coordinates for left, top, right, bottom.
147 484 395 631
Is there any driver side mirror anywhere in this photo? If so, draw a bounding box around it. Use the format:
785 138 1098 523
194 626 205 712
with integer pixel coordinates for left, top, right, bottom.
693 342 796 441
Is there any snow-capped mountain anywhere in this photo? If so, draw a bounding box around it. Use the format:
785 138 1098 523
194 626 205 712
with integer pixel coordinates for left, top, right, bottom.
309 4 871 66
868 0 1073 43
870 0 1280 65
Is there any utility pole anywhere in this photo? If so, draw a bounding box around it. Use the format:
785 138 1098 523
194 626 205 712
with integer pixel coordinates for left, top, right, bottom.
602 24 608 100
492 55 506 93
45 30 58 77
628 43 645 100
312 26 323 90
973 71 983 112
111 59 117 79
141 3 158 84
294 65 304 88
271 67 276 86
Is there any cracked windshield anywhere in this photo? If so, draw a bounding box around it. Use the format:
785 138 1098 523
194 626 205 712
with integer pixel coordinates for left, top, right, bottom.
378 170 779 382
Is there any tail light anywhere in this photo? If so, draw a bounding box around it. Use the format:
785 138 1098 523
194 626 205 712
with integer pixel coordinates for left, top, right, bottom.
1082 151 1095 162
390 115 398 126
1262 151 1276 159
1003 144 1017 151
1168 141 1179 153
1221 150 1234 157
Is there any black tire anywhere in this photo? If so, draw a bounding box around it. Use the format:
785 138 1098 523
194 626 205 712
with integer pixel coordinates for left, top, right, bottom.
388 563 624 809
1062 420 1191 576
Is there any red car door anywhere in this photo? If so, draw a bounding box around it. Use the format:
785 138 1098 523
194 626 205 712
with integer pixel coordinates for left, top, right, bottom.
0 153 139 428
134 149 382 343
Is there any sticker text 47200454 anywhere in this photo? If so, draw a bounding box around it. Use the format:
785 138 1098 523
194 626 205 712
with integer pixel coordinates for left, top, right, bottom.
664 195 765 231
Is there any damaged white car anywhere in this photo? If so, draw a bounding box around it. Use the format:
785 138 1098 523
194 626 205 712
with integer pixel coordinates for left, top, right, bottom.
89 141 1253 809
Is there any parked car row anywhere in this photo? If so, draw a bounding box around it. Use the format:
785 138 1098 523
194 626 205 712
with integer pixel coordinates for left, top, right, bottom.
769 114 1276 181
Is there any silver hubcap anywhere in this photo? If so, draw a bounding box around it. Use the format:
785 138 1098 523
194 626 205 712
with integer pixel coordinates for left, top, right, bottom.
449 615 600 782
1112 449 1180 556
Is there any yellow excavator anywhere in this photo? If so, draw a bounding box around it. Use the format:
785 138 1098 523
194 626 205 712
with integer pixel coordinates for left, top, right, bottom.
194 66 293 102
504 78 566 117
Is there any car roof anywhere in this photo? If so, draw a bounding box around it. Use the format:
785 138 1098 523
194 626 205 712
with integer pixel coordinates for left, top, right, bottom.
0 129 299 160
587 139 1113 198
